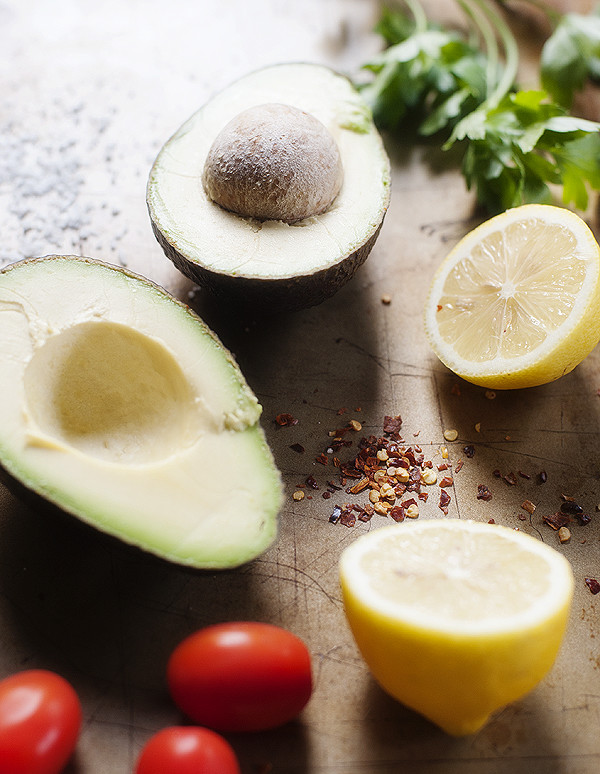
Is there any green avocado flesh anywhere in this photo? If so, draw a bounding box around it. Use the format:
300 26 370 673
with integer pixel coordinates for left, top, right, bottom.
147 63 391 310
0 256 282 568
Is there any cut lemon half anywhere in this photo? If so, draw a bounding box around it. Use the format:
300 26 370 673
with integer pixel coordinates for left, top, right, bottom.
339 519 574 736
424 204 600 389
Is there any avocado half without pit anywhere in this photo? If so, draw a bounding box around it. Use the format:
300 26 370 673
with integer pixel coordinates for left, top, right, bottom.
0 256 282 569
147 63 391 311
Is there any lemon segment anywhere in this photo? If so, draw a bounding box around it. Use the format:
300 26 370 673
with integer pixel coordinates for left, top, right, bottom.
424 204 600 389
339 519 574 736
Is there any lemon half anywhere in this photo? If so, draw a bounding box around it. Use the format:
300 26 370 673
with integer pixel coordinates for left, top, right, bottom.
424 204 600 389
339 519 574 736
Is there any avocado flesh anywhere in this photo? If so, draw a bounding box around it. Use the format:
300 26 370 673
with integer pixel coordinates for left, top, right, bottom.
0 256 282 569
147 63 391 309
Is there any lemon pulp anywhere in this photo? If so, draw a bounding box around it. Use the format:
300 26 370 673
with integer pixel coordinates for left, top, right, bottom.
339 519 574 735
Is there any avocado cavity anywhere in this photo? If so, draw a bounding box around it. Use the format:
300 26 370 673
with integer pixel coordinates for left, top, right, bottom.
23 321 200 463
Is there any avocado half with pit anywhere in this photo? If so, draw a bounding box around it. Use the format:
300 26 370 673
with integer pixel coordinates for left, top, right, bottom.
147 63 391 311
0 255 282 569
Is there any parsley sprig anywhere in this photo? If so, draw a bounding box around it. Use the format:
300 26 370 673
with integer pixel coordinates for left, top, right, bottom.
359 0 600 214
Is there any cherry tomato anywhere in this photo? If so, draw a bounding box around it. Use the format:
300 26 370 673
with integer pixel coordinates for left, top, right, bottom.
135 726 240 774
167 622 312 732
0 669 82 774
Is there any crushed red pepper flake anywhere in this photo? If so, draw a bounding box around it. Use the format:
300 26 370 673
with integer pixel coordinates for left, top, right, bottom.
463 445 475 458
538 470 548 483
543 512 571 531
439 476 454 488
585 578 600 595
389 505 405 522
455 459 464 473
305 475 319 490
439 489 451 513
521 499 536 515
339 509 356 528
502 472 518 486
383 415 403 436
289 443 305 454
477 484 492 501
315 453 329 465
275 413 298 427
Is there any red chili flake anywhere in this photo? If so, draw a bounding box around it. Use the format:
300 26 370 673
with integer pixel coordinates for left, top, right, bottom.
348 477 369 494
439 489 451 513
543 512 571 531
538 470 548 483
577 512 592 526
275 413 298 427
492 469 502 478
389 505 405 522
455 460 464 473
463 445 475 458
437 304 443 312
340 464 362 479
383 415 403 435
322 491 331 499
339 509 356 528
289 443 305 454
439 476 454 488
327 480 342 492
521 499 536 515
305 475 319 490
518 470 531 479
438 463 451 471
585 578 600 595
502 472 518 486
477 484 492 501
333 457 341 468
315 453 329 465
357 509 373 522
418 492 429 502
337 407 348 415
423 459 433 469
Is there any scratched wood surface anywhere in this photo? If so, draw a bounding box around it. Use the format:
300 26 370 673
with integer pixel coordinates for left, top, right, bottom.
1 1 599 772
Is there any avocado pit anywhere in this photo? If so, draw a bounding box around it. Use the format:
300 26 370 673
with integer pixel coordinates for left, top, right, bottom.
202 102 343 224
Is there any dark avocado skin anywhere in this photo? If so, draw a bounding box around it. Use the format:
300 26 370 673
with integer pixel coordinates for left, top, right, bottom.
150 217 385 314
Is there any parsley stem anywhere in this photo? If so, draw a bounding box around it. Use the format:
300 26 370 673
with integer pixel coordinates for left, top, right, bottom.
402 0 428 34
469 0 519 108
457 0 500 99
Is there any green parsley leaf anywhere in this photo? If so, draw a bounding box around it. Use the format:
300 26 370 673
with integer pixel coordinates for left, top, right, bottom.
541 11 600 107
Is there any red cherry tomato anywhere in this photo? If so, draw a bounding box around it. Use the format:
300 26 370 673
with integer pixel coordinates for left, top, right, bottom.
135 726 240 774
0 669 82 774
167 622 312 732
